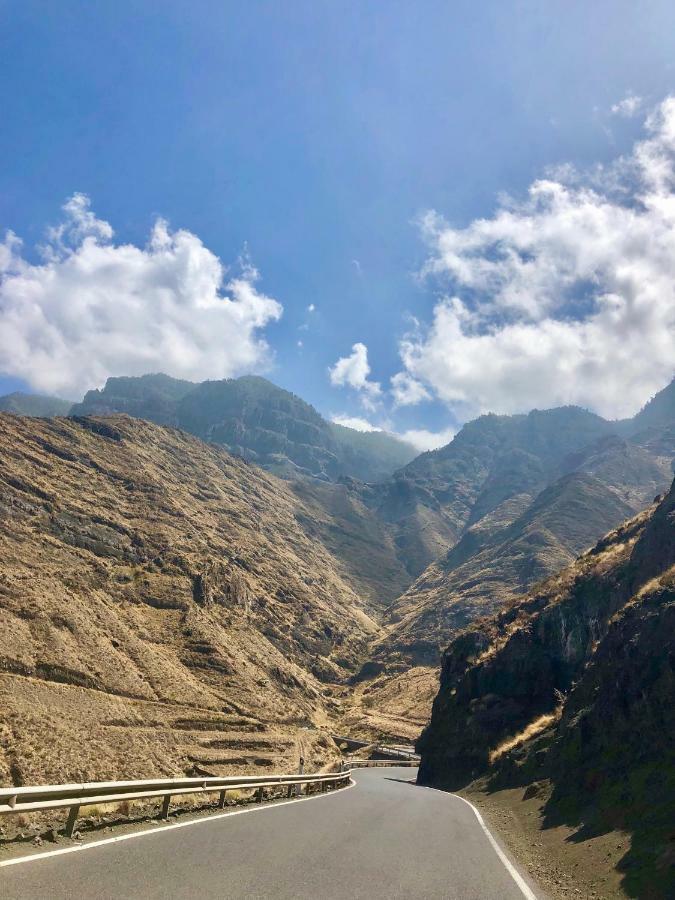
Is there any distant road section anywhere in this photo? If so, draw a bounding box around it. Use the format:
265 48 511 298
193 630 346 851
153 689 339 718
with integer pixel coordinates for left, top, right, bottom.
2 767 539 899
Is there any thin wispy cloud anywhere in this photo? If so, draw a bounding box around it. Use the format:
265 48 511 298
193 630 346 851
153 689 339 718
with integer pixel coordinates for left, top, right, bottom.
610 93 643 117
330 413 453 452
391 371 430 407
397 427 457 452
0 195 282 397
331 414 379 432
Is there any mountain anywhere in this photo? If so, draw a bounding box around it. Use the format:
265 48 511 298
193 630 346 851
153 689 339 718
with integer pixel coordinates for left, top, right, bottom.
416 480 675 897
0 391 72 417
623 374 675 434
69 373 195 425
375 432 672 667
361 406 615 581
71 374 417 482
0 413 380 786
7 373 675 748
342 399 675 740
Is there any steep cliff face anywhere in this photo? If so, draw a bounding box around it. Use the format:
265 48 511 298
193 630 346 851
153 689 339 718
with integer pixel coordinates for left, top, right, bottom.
417 482 675 896
547 582 675 896
0 414 378 786
71 373 195 426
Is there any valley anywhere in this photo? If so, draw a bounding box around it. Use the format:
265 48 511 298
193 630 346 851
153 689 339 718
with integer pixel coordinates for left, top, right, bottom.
1 375 674 894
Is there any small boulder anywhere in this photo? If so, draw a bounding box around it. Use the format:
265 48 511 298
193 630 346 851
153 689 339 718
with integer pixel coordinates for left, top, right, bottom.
522 781 545 801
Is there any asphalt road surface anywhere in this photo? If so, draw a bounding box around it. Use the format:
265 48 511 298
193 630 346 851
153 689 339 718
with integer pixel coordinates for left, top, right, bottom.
1 767 540 899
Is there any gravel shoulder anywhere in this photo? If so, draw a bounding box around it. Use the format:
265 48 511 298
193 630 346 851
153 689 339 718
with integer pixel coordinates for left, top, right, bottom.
462 779 631 900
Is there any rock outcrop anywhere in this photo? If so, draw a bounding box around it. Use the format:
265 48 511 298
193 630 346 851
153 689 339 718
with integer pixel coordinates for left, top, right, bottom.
417 481 675 896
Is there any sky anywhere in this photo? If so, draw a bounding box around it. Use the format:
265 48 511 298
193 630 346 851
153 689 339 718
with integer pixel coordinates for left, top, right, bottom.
2 1 675 450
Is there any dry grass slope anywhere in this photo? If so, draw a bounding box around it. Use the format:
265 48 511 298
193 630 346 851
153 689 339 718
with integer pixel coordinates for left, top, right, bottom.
0 414 380 786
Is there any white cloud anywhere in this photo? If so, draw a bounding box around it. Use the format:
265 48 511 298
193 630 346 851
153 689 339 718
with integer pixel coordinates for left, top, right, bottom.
0 195 282 398
328 342 382 411
330 414 451 452
307 303 316 312
611 93 643 118
391 371 431 406
331 414 380 432
398 428 456 452
394 97 675 421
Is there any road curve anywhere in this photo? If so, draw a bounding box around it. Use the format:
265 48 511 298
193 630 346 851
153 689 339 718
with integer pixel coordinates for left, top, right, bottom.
1 767 540 899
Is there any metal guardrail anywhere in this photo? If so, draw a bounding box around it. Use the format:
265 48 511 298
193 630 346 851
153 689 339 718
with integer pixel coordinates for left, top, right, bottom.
349 759 418 768
332 735 419 762
372 745 419 760
0 769 352 838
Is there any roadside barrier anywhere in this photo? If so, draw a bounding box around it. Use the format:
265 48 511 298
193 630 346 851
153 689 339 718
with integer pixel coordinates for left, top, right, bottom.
349 759 418 768
0 769 351 838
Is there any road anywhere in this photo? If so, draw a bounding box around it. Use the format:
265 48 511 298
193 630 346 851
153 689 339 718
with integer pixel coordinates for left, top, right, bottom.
1 767 540 899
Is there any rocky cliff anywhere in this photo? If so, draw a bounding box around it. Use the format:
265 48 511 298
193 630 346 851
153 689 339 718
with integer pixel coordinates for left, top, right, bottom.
417 481 675 896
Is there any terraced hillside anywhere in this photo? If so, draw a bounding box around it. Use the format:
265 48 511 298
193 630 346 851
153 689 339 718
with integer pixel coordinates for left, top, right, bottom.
0 414 379 786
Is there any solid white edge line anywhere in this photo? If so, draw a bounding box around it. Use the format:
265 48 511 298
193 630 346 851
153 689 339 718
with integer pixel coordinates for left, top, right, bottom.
0 778 356 869
419 785 539 900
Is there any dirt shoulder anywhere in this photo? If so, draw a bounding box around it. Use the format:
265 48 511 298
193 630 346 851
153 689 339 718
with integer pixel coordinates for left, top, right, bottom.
461 779 630 900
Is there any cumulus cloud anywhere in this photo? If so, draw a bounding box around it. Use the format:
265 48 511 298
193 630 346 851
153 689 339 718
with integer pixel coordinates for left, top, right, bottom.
611 93 643 118
391 371 431 406
328 342 382 411
331 414 380 431
398 428 456 452
0 194 282 397
393 97 675 421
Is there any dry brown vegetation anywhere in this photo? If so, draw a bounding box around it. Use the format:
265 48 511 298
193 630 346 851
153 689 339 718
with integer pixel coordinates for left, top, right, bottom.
0 413 380 786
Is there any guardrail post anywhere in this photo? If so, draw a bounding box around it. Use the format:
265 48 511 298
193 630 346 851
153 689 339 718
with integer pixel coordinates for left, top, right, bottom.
295 756 304 798
65 804 80 838
161 794 171 819
255 787 264 803
218 790 227 809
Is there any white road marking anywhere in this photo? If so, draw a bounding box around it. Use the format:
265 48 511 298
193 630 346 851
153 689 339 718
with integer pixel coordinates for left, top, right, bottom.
420 785 539 900
0 778 356 869
2 771 540 899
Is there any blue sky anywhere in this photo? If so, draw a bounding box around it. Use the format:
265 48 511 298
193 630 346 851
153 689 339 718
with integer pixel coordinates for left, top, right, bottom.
2 1 675 448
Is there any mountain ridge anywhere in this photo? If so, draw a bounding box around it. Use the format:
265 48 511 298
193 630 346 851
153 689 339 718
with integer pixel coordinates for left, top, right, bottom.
69 373 418 483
